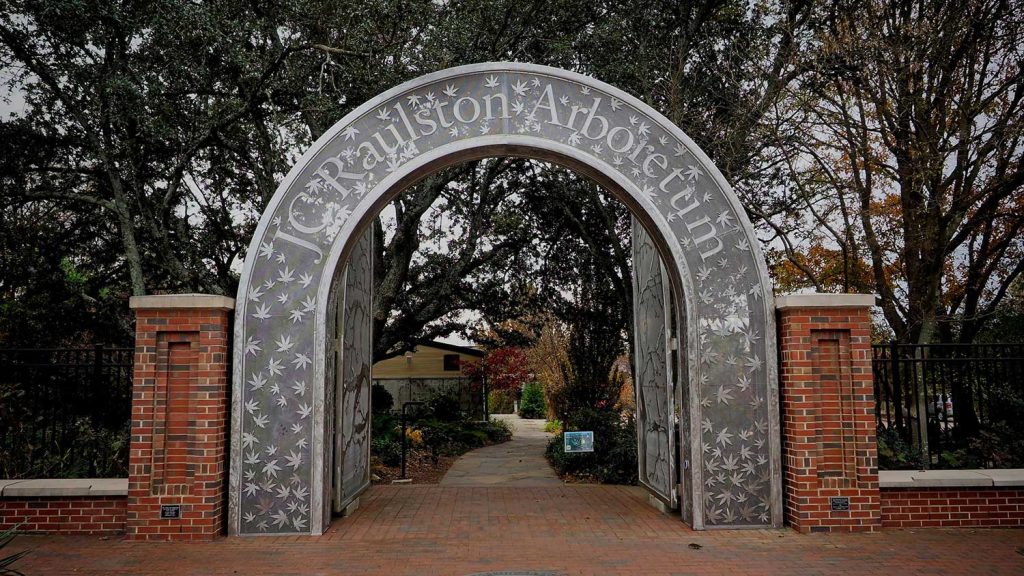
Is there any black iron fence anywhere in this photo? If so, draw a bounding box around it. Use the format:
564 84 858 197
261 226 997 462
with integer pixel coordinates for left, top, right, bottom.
873 342 1024 469
0 345 133 478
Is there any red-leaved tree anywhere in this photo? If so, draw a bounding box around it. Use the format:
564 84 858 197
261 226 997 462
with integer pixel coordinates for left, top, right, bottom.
463 347 530 393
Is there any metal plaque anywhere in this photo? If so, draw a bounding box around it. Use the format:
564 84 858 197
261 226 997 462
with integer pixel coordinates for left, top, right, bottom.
160 505 181 519
830 496 850 512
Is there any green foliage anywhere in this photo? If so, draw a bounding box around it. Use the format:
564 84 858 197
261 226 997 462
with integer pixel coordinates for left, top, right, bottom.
370 437 402 467
935 380 1024 469
371 384 394 414
879 373 1024 470
0 413 130 479
545 407 637 485
942 423 1024 469
518 381 546 419
543 419 562 434
372 389 511 465
425 391 464 423
418 391 511 455
1 0 819 355
0 205 130 347
415 418 510 457
876 426 926 471
0 524 29 576
483 417 513 444
371 412 399 444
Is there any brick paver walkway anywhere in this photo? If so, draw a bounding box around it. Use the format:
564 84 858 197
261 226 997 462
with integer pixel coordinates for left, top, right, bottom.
9 485 1024 575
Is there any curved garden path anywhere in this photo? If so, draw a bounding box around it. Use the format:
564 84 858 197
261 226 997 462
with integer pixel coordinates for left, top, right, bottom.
440 414 562 486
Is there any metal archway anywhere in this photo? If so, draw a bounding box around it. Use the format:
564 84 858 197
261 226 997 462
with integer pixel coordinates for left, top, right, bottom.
229 63 781 535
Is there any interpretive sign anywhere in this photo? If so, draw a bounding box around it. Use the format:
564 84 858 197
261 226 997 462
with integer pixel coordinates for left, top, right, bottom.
564 431 595 453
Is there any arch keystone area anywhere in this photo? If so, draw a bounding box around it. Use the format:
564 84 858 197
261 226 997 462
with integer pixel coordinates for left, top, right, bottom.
230 62 782 535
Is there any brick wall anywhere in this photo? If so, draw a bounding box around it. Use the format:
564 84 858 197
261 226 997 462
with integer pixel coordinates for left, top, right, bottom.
0 496 126 534
777 295 880 533
127 295 234 541
881 487 1024 528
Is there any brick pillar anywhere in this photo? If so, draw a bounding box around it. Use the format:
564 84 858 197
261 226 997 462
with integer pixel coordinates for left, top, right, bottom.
127 294 234 541
776 294 880 533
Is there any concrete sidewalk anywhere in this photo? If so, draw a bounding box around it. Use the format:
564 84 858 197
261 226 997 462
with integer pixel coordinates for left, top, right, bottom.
440 414 562 486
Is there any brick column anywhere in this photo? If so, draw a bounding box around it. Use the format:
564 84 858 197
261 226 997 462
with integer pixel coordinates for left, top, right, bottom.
776 293 880 533
127 294 234 541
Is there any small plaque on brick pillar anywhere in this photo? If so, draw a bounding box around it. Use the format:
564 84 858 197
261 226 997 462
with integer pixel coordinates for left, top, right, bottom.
160 504 181 519
830 497 850 512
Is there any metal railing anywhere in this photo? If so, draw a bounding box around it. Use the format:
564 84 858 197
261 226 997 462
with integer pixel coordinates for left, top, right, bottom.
0 345 133 478
873 342 1024 468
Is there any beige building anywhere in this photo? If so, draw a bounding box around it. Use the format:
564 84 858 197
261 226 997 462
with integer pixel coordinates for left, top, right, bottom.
372 340 484 379
372 340 485 414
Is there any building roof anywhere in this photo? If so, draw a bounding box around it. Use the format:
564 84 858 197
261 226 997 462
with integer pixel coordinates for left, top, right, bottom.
413 339 485 357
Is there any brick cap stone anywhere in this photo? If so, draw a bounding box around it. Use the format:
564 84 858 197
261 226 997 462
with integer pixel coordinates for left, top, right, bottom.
1 478 128 497
879 469 1024 489
775 293 876 310
129 293 235 311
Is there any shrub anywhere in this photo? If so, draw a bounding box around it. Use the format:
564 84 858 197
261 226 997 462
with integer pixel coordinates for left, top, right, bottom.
939 422 1024 469
418 420 471 456
548 362 627 424
370 411 512 469
1 415 130 479
545 407 637 485
543 419 562 434
371 383 394 414
487 390 515 414
426 392 463 423
412 417 513 458
371 437 402 466
518 381 546 419
371 412 399 444
876 426 926 470
481 417 513 443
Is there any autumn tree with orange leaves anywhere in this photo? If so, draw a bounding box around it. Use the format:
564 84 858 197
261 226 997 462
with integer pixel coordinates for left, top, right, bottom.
761 0 1024 349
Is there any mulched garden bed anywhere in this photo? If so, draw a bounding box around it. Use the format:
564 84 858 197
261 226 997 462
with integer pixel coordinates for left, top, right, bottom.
371 451 459 484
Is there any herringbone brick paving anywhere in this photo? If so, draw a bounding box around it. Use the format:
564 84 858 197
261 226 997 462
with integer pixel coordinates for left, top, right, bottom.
10 485 1024 575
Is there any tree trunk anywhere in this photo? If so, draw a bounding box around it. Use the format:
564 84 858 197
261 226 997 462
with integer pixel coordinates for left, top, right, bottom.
113 202 146 296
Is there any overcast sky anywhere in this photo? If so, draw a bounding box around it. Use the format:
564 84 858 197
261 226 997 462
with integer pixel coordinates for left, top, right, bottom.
1 69 27 118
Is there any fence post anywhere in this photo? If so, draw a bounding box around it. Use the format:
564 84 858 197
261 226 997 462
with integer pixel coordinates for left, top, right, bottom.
92 343 104 413
889 340 903 439
776 293 880 533
126 294 234 541
912 345 930 469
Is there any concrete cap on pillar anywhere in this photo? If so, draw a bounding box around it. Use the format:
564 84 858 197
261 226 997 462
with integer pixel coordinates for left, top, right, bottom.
129 293 235 311
774 293 876 310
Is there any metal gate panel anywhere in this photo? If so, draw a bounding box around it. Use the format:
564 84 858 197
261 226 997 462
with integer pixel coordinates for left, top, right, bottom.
631 217 677 508
333 229 373 512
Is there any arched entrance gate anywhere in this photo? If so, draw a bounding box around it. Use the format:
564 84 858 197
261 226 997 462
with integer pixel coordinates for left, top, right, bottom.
229 63 781 536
